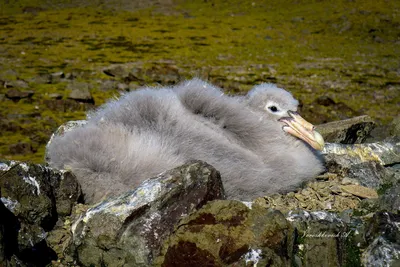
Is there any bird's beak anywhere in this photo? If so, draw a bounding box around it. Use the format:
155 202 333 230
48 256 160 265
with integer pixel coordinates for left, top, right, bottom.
278 111 325 150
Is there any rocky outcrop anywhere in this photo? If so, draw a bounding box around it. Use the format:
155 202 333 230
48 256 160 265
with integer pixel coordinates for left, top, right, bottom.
316 115 376 144
65 160 225 267
322 142 400 189
1 114 400 266
156 200 294 266
0 160 82 266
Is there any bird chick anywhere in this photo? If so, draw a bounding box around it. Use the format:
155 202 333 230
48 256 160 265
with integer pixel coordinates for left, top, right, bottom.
47 79 325 204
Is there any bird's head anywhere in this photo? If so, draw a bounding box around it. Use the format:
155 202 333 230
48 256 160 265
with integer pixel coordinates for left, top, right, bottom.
245 83 325 151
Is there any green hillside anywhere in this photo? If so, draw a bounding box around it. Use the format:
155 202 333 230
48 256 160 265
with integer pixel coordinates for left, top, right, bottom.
0 0 399 162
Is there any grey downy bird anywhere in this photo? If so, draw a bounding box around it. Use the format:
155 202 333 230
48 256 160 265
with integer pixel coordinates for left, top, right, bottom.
47 78 325 204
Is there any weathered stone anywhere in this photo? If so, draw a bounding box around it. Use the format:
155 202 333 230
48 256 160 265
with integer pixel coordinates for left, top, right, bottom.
28 73 52 84
50 71 65 83
5 89 34 101
43 99 92 112
48 93 63 99
156 200 294 266
287 210 362 267
388 116 400 137
377 182 400 213
316 115 376 144
300 97 361 125
6 79 29 89
103 65 128 77
366 116 400 143
67 160 225 267
67 82 94 104
144 65 180 84
99 80 118 91
0 160 82 266
362 212 400 266
340 184 378 199
8 142 35 155
52 171 83 216
0 200 7 263
323 142 400 188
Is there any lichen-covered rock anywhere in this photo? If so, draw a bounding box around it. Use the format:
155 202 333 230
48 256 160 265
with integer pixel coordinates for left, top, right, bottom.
0 160 82 266
66 160 225 267
376 183 400 213
156 200 294 266
0 200 7 263
287 210 362 267
362 212 400 266
322 142 400 188
367 116 400 143
316 115 376 144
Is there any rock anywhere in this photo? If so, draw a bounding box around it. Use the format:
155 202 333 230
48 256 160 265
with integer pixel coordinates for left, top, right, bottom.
367 116 400 142
323 142 400 188
340 184 378 199
52 171 83 216
50 71 65 83
315 95 336 106
67 160 224 267
376 183 400 213
103 65 128 77
8 142 35 155
156 200 294 266
6 79 29 89
362 212 400 266
5 89 34 101
388 116 400 137
99 80 118 91
48 93 63 99
43 99 92 112
67 82 94 104
22 6 45 14
28 73 52 84
301 96 361 124
287 210 362 267
144 64 180 84
0 160 82 266
0 200 7 263
316 115 376 144
323 142 400 166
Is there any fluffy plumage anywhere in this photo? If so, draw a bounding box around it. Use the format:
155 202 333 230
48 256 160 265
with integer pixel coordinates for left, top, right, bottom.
47 78 324 204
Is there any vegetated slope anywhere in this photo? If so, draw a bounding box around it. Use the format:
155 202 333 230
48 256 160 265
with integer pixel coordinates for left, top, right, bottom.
0 0 399 162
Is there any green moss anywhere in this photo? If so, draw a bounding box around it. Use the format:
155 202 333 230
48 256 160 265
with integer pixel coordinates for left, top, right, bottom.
377 182 393 195
343 231 362 267
0 0 399 162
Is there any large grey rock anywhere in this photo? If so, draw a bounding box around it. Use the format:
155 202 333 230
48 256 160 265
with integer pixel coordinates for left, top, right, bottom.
316 115 376 144
66 160 225 267
0 160 82 266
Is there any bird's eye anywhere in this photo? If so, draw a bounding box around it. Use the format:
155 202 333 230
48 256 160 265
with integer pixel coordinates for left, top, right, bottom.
269 106 278 112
